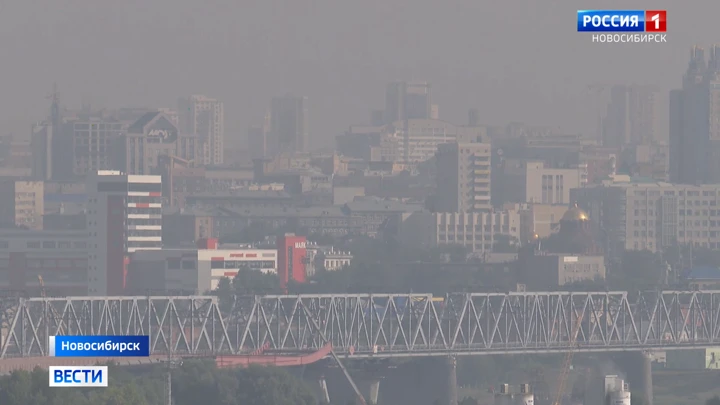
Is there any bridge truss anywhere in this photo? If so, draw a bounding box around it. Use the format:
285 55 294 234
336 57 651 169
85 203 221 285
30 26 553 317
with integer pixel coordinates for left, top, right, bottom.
2 291 720 358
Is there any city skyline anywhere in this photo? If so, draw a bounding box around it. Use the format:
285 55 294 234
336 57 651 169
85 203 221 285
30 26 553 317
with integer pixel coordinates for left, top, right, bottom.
0 0 715 148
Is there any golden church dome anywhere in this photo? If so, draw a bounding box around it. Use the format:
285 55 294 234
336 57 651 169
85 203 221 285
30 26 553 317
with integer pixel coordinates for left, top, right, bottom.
561 203 589 221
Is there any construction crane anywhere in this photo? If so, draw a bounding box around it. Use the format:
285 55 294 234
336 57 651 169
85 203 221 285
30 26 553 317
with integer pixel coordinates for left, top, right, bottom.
37 275 46 298
552 311 585 405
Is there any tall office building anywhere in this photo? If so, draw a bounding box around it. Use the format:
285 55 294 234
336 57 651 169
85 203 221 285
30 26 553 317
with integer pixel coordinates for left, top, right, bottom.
178 95 224 165
384 81 432 124
86 171 162 295
434 142 492 212
669 46 720 184
602 85 658 148
268 96 309 155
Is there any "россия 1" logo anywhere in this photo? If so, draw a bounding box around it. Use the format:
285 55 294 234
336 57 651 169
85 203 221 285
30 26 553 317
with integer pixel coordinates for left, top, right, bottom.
577 10 667 44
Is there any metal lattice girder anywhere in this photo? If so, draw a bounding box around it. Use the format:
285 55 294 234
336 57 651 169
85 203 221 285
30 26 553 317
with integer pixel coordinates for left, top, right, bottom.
0 296 233 358
3 291 720 359
231 291 720 357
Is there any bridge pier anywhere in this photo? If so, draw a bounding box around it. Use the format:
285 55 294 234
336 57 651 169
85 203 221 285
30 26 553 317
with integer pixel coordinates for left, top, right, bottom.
368 378 381 405
640 351 653 405
316 376 330 404
446 355 458 405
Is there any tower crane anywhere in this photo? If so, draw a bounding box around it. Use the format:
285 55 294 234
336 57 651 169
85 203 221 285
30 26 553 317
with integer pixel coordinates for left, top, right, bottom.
552 311 585 405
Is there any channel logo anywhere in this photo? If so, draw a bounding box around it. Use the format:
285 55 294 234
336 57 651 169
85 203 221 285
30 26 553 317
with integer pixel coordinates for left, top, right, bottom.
577 10 667 32
49 366 108 387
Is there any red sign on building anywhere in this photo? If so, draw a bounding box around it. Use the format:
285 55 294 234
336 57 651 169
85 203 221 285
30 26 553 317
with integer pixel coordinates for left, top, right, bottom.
276 234 307 290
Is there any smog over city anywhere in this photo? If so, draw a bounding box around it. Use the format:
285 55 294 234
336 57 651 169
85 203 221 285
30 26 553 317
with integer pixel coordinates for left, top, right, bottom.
1 1 720 404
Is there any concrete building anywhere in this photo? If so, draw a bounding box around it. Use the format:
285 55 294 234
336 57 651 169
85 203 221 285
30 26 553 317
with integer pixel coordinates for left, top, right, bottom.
572 177 720 254
162 210 214 247
86 171 162 295
397 211 520 254
503 203 569 241
0 229 88 295
389 119 486 168
113 112 194 175
248 125 267 158
0 180 44 229
268 96 309 155
178 95 224 165
521 254 606 289
435 142 492 212
493 160 584 205
384 81 432 123
602 85 659 148
126 239 277 293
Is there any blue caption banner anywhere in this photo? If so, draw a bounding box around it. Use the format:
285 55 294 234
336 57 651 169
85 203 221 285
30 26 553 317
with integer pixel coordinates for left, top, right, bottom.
49 336 150 357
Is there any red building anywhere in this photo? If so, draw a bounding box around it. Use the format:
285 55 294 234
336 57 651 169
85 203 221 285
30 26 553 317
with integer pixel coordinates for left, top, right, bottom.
276 234 307 289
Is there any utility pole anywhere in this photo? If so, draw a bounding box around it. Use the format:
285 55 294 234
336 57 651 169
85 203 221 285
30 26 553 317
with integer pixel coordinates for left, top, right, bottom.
163 353 182 405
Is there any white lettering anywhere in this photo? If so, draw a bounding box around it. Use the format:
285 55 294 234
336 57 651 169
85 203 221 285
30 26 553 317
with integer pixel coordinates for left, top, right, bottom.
294 241 306 249
61 341 70 351
588 14 639 28
651 13 660 30
591 33 667 44
147 129 173 139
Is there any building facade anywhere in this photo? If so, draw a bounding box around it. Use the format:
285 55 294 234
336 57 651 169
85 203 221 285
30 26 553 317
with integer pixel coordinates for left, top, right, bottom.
276 234 307 289
670 46 720 184
0 180 44 229
435 142 492 212
572 179 720 253
268 96 309 155
86 171 162 295
0 229 88 295
126 242 277 293
178 95 224 165
397 211 520 254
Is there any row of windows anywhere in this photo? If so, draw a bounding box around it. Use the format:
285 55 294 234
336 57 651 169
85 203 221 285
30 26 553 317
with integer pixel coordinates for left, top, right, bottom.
96 182 161 193
21 241 87 249
210 260 275 269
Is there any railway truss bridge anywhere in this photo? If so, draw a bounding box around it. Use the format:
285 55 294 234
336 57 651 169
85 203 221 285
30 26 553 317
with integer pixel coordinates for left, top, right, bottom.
2 290 720 359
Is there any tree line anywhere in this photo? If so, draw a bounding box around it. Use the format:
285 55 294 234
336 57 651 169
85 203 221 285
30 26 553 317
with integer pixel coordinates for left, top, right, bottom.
0 361 318 405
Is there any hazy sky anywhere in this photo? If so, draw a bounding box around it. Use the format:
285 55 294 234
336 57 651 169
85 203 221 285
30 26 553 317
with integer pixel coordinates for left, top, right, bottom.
0 0 716 147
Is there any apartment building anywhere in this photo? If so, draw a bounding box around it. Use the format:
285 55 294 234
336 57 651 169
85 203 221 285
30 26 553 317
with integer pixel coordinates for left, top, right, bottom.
397 211 520 254
435 142 492 212
572 177 720 254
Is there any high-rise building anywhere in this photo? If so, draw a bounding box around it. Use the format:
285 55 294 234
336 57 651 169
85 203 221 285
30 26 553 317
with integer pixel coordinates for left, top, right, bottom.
434 142 492 212
247 125 267 157
268 96 309 155
669 46 720 184
602 85 658 148
384 81 431 123
86 171 162 295
178 95 224 165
